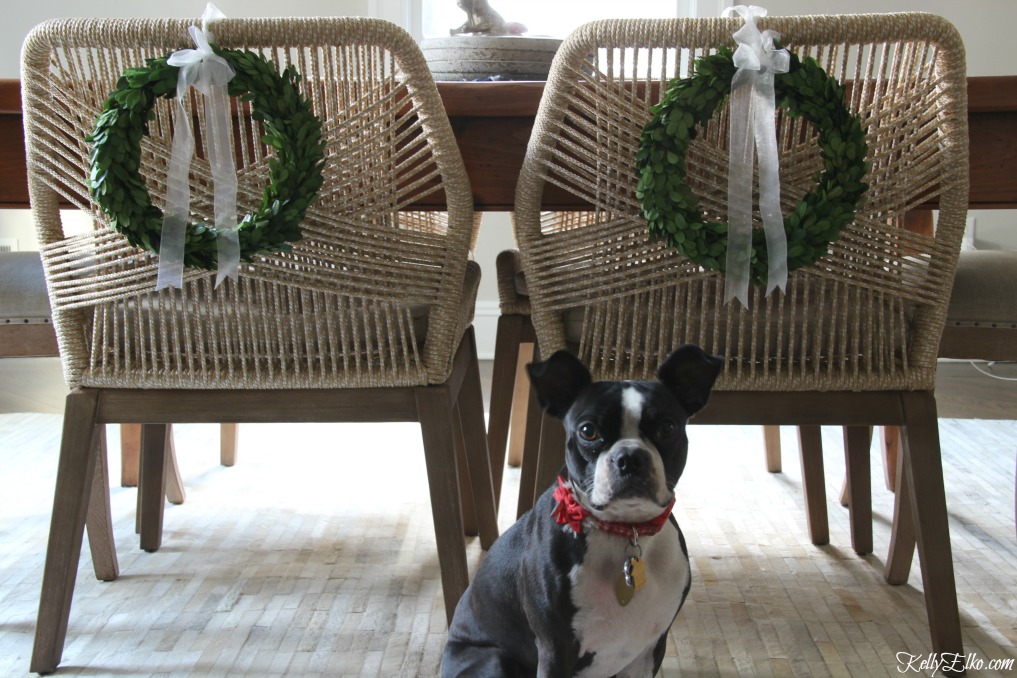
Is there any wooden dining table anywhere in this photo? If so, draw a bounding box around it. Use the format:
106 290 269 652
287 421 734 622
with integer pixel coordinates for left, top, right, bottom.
2 77 1017 211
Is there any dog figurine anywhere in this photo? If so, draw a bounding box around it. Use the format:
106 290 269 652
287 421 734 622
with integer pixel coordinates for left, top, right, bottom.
449 0 526 36
442 345 722 677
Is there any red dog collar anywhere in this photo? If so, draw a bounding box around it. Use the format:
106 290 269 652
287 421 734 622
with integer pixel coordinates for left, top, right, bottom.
552 476 675 538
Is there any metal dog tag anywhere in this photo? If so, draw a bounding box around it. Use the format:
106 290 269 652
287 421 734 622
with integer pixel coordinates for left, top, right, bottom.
615 556 647 606
615 571 636 606
627 557 647 591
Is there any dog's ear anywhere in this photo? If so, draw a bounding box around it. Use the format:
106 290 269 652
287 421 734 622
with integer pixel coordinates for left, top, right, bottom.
526 351 593 418
657 344 723 416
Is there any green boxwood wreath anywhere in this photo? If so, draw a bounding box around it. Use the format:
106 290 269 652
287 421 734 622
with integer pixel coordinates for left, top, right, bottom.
86 47 326 270
636 45 869 286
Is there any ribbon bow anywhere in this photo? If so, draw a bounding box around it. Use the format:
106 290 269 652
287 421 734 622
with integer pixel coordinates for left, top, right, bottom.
156 3 239 290
551 476 676 537
722 5 790 306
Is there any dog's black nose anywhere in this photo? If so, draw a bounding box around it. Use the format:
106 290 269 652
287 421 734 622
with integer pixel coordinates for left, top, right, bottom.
614 449 644 476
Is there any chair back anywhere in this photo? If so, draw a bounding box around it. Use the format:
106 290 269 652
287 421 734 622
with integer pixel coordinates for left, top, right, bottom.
21 17 474 389
515 13 968 391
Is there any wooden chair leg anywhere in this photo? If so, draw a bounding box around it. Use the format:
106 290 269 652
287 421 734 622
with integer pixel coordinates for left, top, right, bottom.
416 385 470 626
487 314 525 503
164 432 186 505
125 422 185 507
798 425 829 546
763 425 782 473
220 423 238 467
454 328 499 550
120 423 141 487
843 426 873 555
453 402 478 537
85 425 118 582
516 383 543 520
898 391 963 661
533 412 566 511
31 390 101 675
881 425 901 492
135 428 184 535
138 424 170 553
508 341 535 468
885 434 915 586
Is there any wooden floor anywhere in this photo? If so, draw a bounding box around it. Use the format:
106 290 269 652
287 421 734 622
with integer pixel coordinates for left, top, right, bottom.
0 358 1015 676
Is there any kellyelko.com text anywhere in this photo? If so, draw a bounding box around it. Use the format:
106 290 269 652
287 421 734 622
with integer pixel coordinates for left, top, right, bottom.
897 652 1015 674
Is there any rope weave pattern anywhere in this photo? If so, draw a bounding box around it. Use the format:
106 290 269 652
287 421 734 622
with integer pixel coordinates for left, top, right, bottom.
21 17 476 389
515 14 968 391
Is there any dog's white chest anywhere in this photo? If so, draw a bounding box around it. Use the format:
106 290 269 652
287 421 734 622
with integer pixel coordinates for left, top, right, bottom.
569 525 688 677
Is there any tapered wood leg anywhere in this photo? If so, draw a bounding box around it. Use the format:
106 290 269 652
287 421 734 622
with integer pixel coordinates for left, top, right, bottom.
534 412 566 511
516 383 543 519
138 424 170 553
454 329 499 550
31 389 101 675
843 426 873 555
220 423 238 466
453 402 478 537
763 425 782 473
507 342 535 468
798 425 829 546
85 426 118 582
885 433 916 585
122 424 185 499
164 432 185 505
120 423 141 487
416 386 469 626
487 314 525 503
881 425 901 492
899 391 963 664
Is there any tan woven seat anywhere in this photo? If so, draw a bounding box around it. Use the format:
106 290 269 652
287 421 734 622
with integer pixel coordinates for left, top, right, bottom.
514 13 968 661
22 16 497 674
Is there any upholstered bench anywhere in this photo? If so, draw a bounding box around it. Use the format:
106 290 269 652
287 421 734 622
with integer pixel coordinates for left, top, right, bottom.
940 249 1017 361
877 248 1017 495
0 250 228 499
0 251 58 356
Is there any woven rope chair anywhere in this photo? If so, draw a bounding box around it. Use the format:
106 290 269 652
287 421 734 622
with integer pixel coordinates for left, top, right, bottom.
514 14 968 661
22 17 497 674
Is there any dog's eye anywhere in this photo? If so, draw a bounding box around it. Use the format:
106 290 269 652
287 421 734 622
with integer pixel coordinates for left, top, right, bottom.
658 420 678 438
577 422 599 442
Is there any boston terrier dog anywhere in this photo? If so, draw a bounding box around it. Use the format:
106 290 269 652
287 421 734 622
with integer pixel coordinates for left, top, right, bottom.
442 345 723 677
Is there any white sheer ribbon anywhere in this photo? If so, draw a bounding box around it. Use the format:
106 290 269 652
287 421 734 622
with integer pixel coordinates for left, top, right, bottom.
156 3 238 290
722 5 789 306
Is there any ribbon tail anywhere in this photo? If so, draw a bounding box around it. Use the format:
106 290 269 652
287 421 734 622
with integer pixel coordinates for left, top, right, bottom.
156 96 196 290
204 83 240 287
725 74 755 308
215 229 241 287
752 75 788 296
